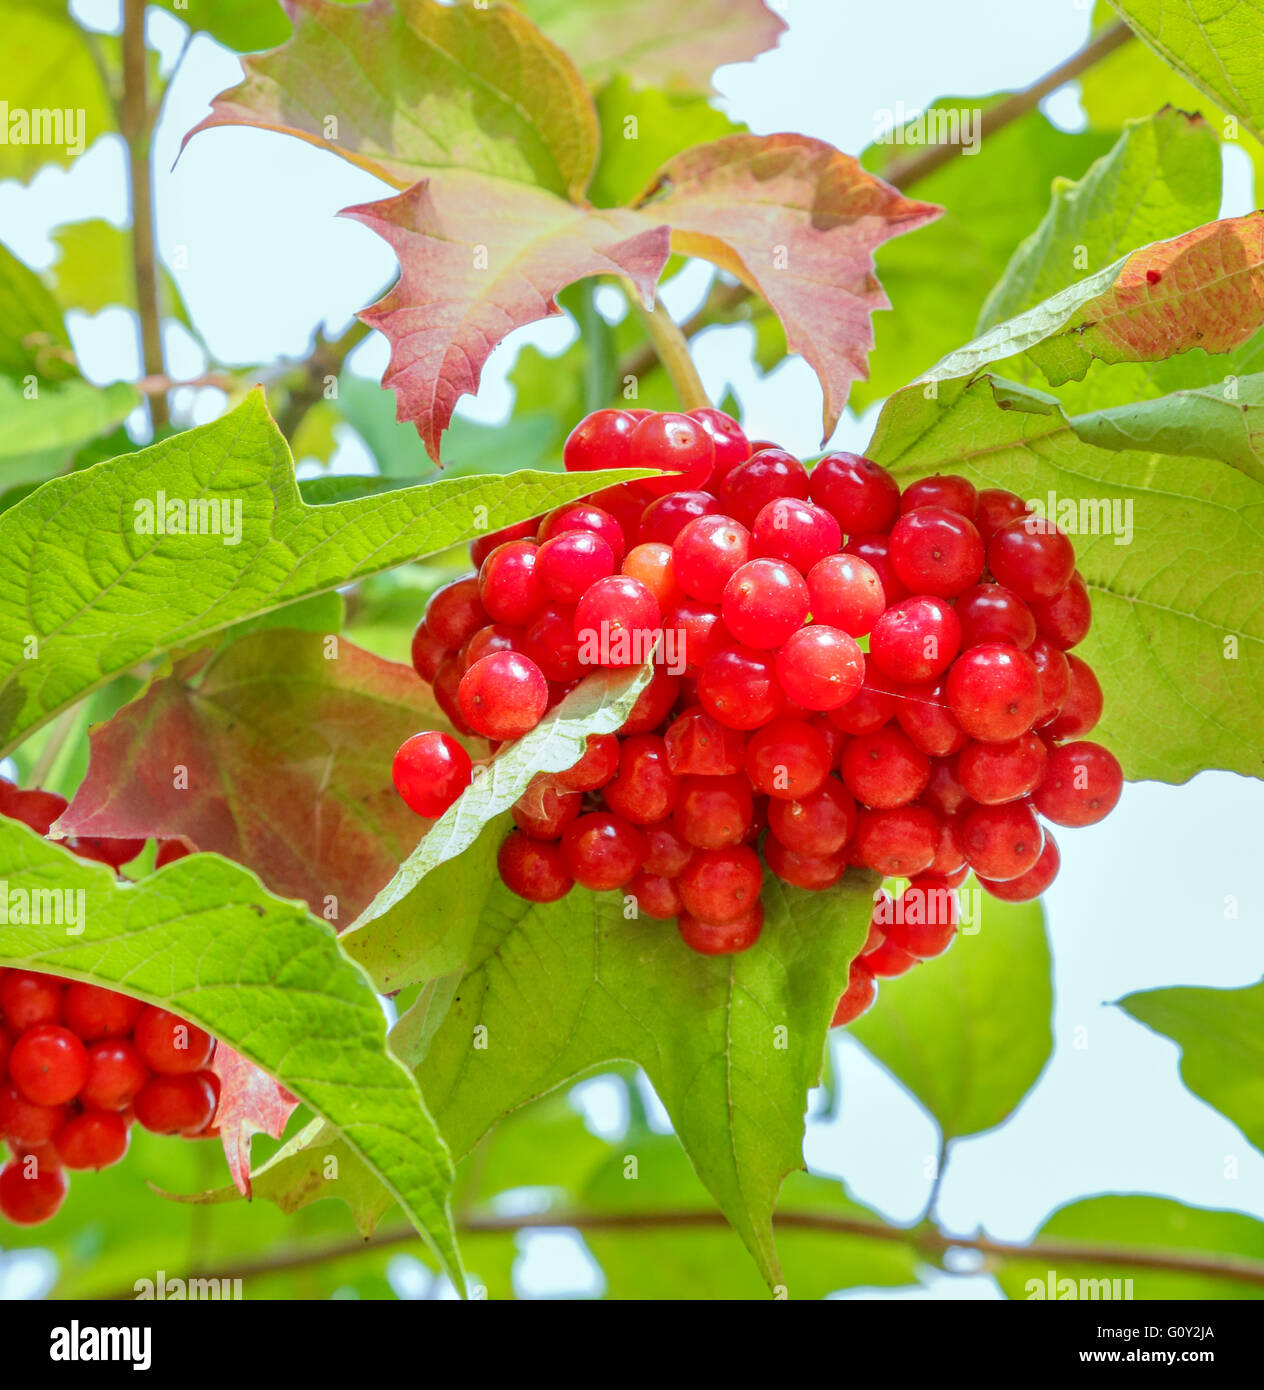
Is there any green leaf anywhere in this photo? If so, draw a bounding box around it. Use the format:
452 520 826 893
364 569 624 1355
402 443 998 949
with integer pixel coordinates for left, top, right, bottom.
0 237 74 380
1119 979 1264 1155
978 108 1221 332
0 390 647 756
0 376 140 483
343 664 652 992
155 0 293 52
1107 0 1264 145
589 77 743 207
871 374 1264 783
0 818 463 1289
855 105 1115 410
850 887 1052 1139
993 1194 1264 1299
47 219 189 326
0 0 114 183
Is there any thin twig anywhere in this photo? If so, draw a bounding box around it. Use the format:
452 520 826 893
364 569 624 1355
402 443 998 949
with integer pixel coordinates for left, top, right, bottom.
274 319 372 440
623 281 711 410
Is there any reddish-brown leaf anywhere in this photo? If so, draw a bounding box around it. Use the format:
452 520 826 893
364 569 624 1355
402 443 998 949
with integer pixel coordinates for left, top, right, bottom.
345 177 670 457
640 134 941 439
210 1045 300 1198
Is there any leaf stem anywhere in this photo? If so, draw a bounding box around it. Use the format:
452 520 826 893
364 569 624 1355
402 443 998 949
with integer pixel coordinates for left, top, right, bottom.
623 279 711 411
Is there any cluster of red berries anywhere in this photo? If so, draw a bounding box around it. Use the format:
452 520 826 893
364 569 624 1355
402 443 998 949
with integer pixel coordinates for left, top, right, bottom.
0 780 211 1226
393 407 1121 1028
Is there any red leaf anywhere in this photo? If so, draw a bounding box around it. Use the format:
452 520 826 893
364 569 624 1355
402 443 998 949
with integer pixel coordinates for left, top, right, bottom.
210 1046 300 1198
345 179 670 457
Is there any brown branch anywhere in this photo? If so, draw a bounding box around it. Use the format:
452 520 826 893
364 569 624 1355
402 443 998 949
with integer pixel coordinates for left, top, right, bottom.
274 319 372 441
95 1207 1264 1297
121 0 167 429
619 20 1136 386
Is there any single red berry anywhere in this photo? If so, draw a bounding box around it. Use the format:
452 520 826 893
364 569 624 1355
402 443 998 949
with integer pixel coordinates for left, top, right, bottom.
672 774 754 850
864 934 919 978
809 453 899 534
621 542 682 610
55 1110 130 1170
556 734 620 792
62 984 143 1044
538 502 626 566
410 618 449 683
827 658 896 735
745 718 832 801
1046 654 1103 739
885 877 958 958
0 1082 66 1144
433 654 475 736
893 681 968 757
961 801 1044 880
458 651 549 740
751 497 841 574
661 598 728 676
154 839 192 869
889 506 984 597
498 831 574 902
603 736 678 824
563 408 638 473
806 554 885 637
850 805 937 877
921 758 972 819
677 845 763 924
722 558 809 648
573 575 661 668
393 731 473 818
988 515 1076 601
979 832 1060 901
698 646 786 730
775 626 865 712
899 474 977 520
0 1156 68 1224
0 972 64 1032
831 960 878 1026
677 903 764 955
536 531 616 604
478 540 545 627
929 814 968 879
955 584 1036 649
426 575 488 650
9 1026 88 1106
72 835 147 870
672 514 752 603
957 732 1048 805
642 820 695 878
1032 741 1123 827
1029 572 1092 649
688 408 750 487
945 643 1042 741
132 1008 214 1079
767 776 857 857
79 1039 149 1111
629 412 716 494
619 667 681 734
768 832 849 889
975 488 1031 542
664 706 746 776
470 518 540 570
627 871 685 921
842 534 909 605
133 1073 218 1136
841 725 929 809
869 595 961 684
0 784 69 836
638 490 720 545
560 813 647 891
717 448 810 528
512 780 581 839
1028 634 1072 727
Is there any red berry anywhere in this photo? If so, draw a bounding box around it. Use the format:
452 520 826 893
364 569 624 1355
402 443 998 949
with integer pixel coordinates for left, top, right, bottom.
0 1156 68 1224
841 725 929 809
621 542 682 610
619 666 680 734
809 453 899 534
945 643 1042 741
677 903 764 955
806 554 885 637
717 448 810 528
672 514 751 603
9 1026 87 1106
573 575 661 668
133 1073 218 1136
955 584 1036 649
642 820 695 878
0 784 69 836
664 707 746 776
775 626 864 712
978 832 1060 901
677 845 763 924
961 802 1044 880
1032 741 1123 827
767 776 857 856
561 813 646 891
410 618 449 682
512 780 581 839
765 835 846 890
889 506 984 597
899 474 977 520
745 718 832 801
79 1039 148 1111
498 831 573 902
957 732 1049 805
885 877 958 958
975 488 1031 542
538 502 626 566
426 576 488 650
55 1110 130 1170
0 971 64 1032
627 871 685 920
893 681 968 757
638 490 719 545
603 735 678 824
629 412 716 495
556 734 620 792
563 408 638 473
869 596 961 684
0 1082 66 1144
458 652 549 740
1046 654 1103 739
470 518 539 570
827 658 896 735
392 731 473 818
1030 572 1092 649
478 541 545 627
154 839 192 869
751 497 841 574
672 774 754 850
850 806 937 877
988 516 1075 602
433 654 475 736
688 408 750 486
536 531 616 604
62 984 143 1043
133 1007 215 1077
661 598 728 676
831 960 877 1026
698 646 786 730
721 558 809 648
1028 635 1072 727
72 835 147 869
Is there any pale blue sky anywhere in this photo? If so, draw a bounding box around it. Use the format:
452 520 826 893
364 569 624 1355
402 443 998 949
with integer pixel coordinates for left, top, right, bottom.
1 0 1261 1299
